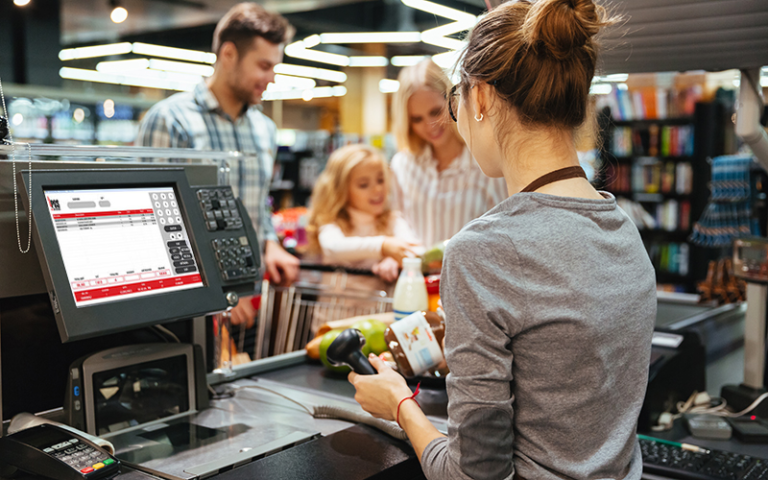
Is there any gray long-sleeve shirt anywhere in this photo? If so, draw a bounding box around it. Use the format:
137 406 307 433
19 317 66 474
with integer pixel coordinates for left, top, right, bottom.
421 192 656 480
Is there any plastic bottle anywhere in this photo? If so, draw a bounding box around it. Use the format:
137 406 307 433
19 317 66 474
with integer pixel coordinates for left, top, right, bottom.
392 257 428 321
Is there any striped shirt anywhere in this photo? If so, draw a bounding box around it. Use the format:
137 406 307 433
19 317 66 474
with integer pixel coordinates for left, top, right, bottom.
390 146 508 247
136 81 278 242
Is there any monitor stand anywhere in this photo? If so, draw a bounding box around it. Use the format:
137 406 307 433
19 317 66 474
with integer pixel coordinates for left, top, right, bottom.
721 282 768 418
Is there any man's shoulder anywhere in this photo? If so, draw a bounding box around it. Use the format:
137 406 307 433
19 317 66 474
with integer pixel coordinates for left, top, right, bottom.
145 91 201 119
246 107 277 131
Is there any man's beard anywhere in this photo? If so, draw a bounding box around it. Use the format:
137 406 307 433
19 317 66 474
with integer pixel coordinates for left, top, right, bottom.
229 71 259 106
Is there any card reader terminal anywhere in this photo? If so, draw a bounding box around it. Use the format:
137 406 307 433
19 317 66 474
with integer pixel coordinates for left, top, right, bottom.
0 424 120 480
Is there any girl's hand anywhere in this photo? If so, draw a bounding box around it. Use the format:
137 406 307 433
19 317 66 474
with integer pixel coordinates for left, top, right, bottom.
372 257 400 283
382 238 418 264
348 353 413 421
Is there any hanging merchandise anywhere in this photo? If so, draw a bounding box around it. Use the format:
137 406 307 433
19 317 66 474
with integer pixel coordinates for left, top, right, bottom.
690 155 760 247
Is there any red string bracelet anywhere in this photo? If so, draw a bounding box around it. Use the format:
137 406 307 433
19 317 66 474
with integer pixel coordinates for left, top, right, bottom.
396 382 421 429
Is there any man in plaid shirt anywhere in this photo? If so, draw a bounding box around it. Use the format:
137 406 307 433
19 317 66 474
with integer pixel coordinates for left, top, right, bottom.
137 3 299 326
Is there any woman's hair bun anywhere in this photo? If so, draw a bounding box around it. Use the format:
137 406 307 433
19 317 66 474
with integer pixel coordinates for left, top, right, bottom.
522 0 607 60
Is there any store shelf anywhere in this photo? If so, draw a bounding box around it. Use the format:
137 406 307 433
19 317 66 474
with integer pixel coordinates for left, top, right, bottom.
612 117 694 127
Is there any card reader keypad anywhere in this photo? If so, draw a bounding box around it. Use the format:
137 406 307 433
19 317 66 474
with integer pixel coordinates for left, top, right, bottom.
213 236 258 281
44 438 116 475
197 187 243 232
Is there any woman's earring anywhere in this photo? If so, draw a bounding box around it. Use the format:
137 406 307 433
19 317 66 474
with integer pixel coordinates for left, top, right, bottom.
474 113 483 122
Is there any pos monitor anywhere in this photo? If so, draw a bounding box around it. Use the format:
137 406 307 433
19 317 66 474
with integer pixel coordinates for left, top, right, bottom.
17 167 256 342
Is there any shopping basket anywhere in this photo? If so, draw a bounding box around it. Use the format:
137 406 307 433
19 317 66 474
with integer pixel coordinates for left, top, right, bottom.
252 265 394 360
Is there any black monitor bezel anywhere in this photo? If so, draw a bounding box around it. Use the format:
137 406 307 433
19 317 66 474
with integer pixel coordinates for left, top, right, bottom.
20 168 227 342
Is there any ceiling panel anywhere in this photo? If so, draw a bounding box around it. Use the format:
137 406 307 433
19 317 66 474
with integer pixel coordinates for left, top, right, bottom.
601 0 768 73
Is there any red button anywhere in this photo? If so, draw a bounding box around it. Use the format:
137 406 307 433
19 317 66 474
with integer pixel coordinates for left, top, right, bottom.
80 467 94 474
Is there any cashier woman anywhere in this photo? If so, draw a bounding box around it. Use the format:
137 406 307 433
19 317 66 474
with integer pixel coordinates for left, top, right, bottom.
349 1 657 479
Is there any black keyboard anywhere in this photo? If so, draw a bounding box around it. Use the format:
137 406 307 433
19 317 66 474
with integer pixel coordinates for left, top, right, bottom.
640 437 768 480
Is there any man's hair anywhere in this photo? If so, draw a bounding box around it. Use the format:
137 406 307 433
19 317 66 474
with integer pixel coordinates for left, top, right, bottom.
212 3 294 57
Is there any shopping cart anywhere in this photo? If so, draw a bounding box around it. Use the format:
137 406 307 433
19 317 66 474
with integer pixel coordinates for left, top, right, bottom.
251 265 394 360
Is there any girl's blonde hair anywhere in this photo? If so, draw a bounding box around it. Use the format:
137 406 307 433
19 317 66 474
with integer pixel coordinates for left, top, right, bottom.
392 59 463 154
307 144 392 253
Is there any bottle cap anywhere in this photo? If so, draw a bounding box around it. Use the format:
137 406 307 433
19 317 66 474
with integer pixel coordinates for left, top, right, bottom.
402 257 421 268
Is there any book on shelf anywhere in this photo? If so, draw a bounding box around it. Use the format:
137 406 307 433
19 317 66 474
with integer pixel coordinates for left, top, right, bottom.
647 241 690 277
611 124 694 158
597 85 704 121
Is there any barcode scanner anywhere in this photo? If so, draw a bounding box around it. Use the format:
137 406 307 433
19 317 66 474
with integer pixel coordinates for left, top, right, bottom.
326 328 377 375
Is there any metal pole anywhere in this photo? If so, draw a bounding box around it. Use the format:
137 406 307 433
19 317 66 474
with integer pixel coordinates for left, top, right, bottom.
744 283 768 390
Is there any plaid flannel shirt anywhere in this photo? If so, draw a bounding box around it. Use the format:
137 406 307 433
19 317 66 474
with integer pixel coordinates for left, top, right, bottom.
136 81 278 243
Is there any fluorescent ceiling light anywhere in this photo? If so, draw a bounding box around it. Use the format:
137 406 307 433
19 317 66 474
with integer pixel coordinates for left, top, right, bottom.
603 73 629 82
274 64 347 83
148 59 214 76
379 79 400 93
421 32 465 50
285 37 350 67
348 56 389 67
262 85 347 101
110 6 128 24
274 75 316 89
60 67 197 92
319 32 421 44
590 83 612 95
391 55 428 67
132 42 216 64
59 43 132 61
401 0 476 23
14 0 31 6
96 58 150 73
302 34 322 48
432 50 460 69
420 19 475 50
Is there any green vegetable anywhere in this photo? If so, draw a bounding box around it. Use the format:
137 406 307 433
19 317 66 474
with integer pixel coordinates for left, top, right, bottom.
352 319 388 355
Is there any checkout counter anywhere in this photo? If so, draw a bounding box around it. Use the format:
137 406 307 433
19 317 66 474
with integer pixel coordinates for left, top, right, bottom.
0 151 758 480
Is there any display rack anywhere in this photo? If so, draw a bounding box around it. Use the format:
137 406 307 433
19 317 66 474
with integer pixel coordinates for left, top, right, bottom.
599 102 729 292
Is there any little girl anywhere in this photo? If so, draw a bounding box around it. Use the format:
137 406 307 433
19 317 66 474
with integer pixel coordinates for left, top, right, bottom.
308 144 419 282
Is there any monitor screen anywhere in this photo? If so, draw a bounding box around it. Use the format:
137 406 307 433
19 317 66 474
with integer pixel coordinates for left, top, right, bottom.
44 186 204 307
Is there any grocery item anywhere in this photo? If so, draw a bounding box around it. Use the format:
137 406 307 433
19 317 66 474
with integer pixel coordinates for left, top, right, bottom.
425 275 440 312
422 240 449 274
393 257 428 321
305 335 322 359
351 319 388 355
316 311 395 336
384 311 445 377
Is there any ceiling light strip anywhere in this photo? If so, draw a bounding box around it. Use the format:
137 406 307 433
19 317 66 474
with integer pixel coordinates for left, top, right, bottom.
274 64 347 83
59 43 133 61
348 56 389 67
391 55 428 67
132 43 216 64
401 0 476 23
60 67 195 92
262 86 346 101
319 32 421 44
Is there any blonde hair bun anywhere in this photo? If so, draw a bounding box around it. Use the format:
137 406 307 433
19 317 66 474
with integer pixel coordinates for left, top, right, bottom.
523 0 608 60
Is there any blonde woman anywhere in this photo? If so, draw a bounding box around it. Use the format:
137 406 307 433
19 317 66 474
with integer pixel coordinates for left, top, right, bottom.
308 144 419 282
390 59 508 247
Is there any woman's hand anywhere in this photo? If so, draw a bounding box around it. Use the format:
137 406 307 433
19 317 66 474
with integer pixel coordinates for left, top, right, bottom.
348 353 413 421
382 237 418 264
372 257 400 283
